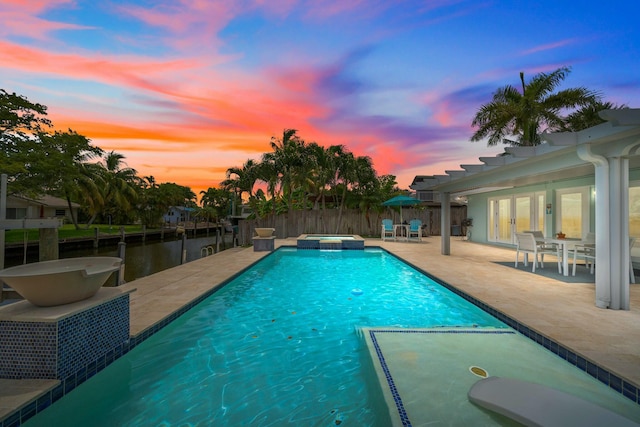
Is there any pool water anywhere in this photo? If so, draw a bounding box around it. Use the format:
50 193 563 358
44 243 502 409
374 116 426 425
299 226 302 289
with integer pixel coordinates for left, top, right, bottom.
25 248 506 426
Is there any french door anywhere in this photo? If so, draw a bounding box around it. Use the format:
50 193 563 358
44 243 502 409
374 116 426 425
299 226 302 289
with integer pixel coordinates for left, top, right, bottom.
489 193 546 244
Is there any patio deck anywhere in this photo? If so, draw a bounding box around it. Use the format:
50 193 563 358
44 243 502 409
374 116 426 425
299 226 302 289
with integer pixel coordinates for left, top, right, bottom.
1 237 639 425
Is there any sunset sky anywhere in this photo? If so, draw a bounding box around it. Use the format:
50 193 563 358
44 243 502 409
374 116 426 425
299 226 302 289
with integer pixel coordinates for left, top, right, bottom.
1 1 638 197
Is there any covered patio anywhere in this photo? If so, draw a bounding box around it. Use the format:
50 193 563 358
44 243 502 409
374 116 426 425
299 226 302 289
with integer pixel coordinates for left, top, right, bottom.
412 109 640 310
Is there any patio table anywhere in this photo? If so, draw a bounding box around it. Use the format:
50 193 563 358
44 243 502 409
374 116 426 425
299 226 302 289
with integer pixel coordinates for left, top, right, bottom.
394 224 409 241
542 238 585 276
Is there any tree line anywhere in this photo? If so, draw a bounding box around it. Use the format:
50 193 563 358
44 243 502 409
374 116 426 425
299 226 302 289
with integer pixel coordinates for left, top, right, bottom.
1 89 198 229
0 90 402 231
1 66 624 230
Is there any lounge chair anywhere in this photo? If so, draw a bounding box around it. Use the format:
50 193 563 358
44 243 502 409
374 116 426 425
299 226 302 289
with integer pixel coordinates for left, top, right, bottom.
515 232 560 273
381 219 394 241
408 219 422 241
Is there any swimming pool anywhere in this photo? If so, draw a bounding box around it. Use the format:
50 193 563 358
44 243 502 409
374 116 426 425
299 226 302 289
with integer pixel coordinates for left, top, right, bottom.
23 247 505 426
21 248 640 425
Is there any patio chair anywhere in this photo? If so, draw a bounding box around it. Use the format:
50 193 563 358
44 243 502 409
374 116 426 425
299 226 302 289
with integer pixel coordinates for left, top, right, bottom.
381 219 395 241
570 243 596 276
523 230 561 255
408 219 422 241
630 237 636 284
515 232 561 273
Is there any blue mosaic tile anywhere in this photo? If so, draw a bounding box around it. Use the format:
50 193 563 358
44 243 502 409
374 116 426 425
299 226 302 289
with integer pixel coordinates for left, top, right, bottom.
36 394 52 412
610 374 623 393
3 411 20 427
0 295 130 380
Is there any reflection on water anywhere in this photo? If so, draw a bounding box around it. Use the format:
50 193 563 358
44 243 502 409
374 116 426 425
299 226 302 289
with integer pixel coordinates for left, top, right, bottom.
5 236 230 283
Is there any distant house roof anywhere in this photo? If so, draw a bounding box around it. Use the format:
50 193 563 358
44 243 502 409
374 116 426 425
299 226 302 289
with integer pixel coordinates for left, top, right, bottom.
9 194 80 209
169 206 196 212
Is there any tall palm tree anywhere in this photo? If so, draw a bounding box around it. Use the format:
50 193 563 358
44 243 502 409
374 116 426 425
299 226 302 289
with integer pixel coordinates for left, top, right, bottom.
331 146 358 233
471 67 596 146
222 159 259 216
98 151 139 223
563 100 627 132
264 130 306 207
200 187 232 221
255 157 280 221
37 130 103 229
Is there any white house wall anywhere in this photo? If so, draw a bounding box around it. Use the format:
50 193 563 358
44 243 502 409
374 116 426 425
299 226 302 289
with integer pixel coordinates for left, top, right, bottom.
465 171 640 245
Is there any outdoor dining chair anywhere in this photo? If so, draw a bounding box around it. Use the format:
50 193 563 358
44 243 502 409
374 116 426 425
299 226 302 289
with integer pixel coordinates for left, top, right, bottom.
569 232 597 276
570 243 596 276
515 232 561 273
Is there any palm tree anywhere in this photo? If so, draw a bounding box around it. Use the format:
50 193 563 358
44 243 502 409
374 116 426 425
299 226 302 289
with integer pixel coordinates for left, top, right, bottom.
331 146 357 233
98 151 139 224
255 157 280 221
563 100 627 132
267 129 307 212
471 67 596 146
200 187 232 221
222 159 259 216
37 130 103 229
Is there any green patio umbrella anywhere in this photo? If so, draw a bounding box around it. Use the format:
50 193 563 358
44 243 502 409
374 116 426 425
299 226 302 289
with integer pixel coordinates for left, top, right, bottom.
382 195 421 223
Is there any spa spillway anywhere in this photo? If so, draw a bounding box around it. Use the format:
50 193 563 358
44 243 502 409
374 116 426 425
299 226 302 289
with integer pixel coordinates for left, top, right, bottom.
296 234 365 249
0 257 122 307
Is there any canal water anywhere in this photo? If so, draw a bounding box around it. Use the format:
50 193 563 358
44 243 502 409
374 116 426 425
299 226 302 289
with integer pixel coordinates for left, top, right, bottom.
3 235 233 283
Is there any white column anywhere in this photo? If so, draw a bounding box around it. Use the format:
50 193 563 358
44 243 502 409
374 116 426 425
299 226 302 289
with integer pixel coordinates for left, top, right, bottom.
577 145 611 308
441 191 451 255
609 157 630 309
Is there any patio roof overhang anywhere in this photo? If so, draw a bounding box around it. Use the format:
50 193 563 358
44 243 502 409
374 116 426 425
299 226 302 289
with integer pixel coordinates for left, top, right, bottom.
412 109 640 311
411 110 640 195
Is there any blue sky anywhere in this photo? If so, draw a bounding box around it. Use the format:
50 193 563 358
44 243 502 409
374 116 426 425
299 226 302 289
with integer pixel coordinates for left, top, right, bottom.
1 0 638 194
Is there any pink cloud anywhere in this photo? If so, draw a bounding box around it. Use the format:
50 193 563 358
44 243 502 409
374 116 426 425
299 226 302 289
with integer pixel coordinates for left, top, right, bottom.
0 1 94 41
519 38 579 56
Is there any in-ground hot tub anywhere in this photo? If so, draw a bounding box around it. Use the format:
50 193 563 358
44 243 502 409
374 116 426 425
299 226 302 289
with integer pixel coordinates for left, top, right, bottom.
0 257 122 306
297 234 365 250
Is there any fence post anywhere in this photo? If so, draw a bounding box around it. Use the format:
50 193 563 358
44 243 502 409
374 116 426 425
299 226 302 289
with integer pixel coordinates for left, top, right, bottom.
94 227 99 248
116 241 126 286
181 233 187 264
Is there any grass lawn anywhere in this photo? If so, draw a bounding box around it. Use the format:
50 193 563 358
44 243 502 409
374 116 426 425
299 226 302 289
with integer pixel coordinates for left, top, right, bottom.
4 224 159 244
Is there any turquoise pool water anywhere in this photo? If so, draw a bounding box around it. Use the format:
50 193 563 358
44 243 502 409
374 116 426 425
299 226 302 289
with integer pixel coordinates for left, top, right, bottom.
24 248 506 426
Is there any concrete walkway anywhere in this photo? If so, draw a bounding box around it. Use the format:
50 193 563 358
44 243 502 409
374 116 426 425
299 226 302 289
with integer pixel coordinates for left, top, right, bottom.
2 237 639 425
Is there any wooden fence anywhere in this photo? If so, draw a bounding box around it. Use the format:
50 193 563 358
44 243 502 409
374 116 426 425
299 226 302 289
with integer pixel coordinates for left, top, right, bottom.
236 205 467 245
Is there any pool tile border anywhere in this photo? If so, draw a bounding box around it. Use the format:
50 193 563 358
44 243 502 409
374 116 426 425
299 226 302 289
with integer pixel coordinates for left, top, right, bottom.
388 250 640 407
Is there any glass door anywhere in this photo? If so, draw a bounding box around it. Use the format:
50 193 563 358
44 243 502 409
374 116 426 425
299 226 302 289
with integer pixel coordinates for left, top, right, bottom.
489 197 513 244
515 195 532 234
556 187 590 239
489 192 546 244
